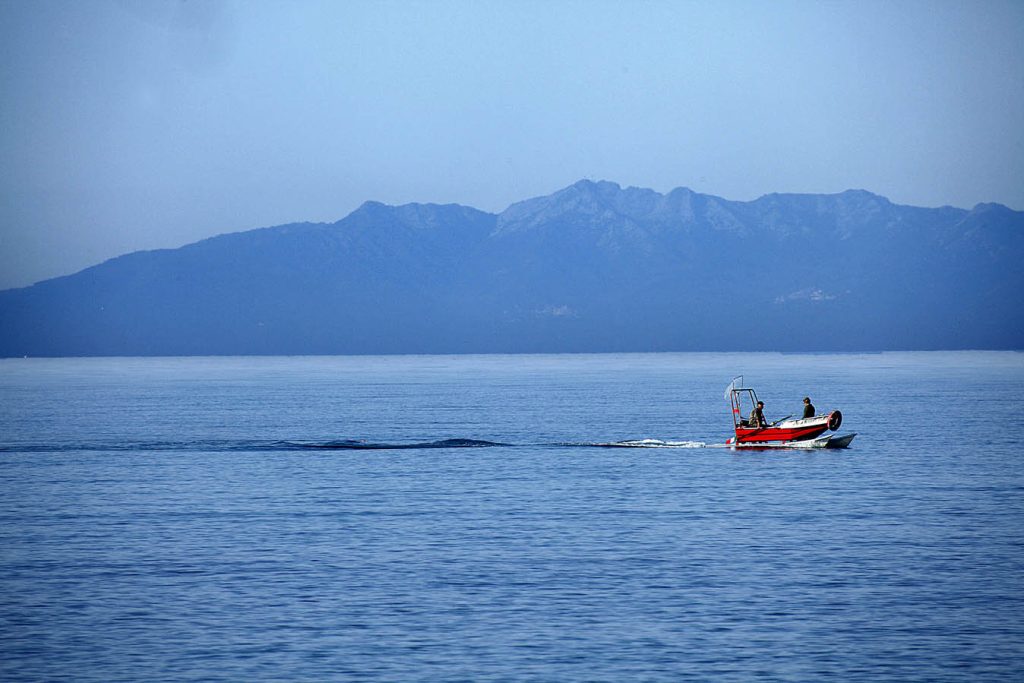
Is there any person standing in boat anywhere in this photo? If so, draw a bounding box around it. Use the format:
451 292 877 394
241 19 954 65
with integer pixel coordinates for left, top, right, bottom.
802 397 815 419
749 401 767 428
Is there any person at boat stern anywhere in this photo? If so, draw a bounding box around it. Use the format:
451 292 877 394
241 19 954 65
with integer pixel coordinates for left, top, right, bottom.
750 401 767 428
802 397 815 419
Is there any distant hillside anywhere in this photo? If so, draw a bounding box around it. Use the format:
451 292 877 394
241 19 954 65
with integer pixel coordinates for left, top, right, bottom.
1 180 1022 356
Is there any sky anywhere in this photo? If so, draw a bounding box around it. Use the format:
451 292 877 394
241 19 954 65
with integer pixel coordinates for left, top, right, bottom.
1 0 1022 289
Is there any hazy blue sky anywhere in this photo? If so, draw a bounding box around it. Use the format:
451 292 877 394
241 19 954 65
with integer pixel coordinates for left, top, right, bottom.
2 0 1022 289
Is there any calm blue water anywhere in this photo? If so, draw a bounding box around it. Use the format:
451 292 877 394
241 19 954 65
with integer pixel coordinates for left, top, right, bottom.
1 352 1023 681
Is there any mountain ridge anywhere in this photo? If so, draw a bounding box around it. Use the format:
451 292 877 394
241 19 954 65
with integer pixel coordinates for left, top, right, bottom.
1 180 1021 356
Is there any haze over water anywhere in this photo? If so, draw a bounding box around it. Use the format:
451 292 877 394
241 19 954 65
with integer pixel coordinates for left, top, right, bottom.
2 352 1022 680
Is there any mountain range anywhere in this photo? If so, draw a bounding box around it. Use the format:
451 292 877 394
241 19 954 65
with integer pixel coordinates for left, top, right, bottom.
1 180 1021 356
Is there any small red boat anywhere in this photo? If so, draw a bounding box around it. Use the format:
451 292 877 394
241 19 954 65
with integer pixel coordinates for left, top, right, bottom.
725 377 854 448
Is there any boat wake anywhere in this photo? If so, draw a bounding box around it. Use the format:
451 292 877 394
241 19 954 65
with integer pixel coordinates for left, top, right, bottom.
2 437 704 453
573 439 708 449
2 435 852 453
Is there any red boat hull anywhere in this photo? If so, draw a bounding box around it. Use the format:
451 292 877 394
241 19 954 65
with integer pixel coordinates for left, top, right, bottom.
731 411 841 444
733 422 829 443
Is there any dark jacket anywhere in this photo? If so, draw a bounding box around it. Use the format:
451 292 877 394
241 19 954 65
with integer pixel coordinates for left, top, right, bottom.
749 407 767 428
802 403 815 419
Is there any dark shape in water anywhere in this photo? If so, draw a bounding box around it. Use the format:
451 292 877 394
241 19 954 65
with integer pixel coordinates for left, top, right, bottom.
294 438 506 450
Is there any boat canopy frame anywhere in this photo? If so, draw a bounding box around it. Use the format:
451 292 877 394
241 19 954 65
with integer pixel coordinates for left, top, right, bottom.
725 376 761 430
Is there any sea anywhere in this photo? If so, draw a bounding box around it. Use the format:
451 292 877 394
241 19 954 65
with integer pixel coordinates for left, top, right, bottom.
1 351 1022 681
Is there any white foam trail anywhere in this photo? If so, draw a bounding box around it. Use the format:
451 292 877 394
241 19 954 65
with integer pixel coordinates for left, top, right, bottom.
605 439 707 448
